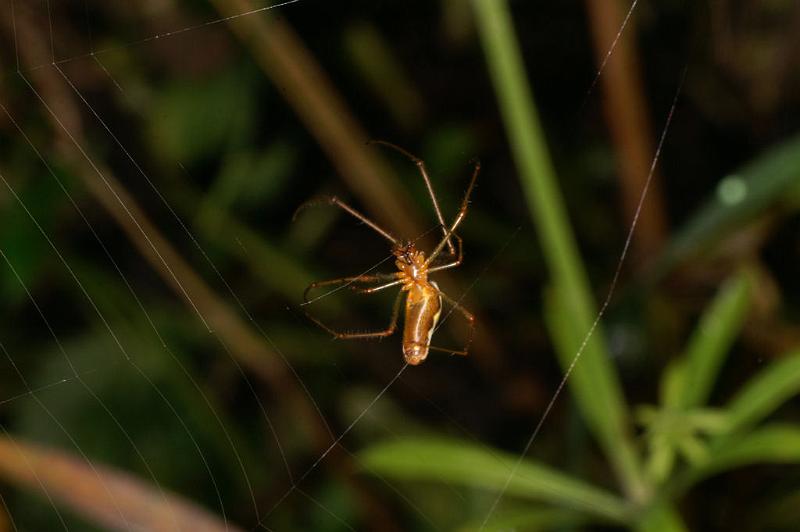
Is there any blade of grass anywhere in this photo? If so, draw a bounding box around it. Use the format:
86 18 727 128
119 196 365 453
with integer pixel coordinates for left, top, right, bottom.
343 21 424 131
180 181 318 303
472 0 645 501
665 424 800 495
359 437 631 523
704 424 800 473
724 351 800 433
654 134 800 278
634 502 689 532
671 269 752 410
659 355 800 499
544 286 643 476
658 423 800 512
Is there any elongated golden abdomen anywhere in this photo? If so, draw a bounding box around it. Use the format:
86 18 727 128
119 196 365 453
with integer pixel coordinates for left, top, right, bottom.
402 283 442 365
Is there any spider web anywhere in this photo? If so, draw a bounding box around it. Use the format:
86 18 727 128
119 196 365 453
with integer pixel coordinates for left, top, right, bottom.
0 0 682 530
1 1 473 529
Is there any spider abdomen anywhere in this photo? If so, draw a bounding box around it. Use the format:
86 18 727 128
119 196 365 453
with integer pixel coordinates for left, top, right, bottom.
402 282 442 365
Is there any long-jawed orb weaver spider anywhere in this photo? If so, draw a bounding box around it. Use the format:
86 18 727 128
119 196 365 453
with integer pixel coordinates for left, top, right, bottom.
294 141 478 365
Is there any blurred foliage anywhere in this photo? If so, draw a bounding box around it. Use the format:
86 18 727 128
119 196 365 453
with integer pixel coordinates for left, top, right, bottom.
0 0 799 530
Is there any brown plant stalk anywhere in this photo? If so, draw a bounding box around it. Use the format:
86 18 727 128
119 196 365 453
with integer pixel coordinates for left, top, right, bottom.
0 436 240 532
584 0 669 265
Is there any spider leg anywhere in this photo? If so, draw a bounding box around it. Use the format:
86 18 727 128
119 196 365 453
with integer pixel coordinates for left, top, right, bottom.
305 290 405 340
427 288 476 357
353 279 405 294
427 233 463 273
370 140 455 255
293 195 398 245
303 273 400 304
424 159 480 267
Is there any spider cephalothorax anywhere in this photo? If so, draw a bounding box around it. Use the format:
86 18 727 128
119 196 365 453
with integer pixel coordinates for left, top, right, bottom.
297 141 478 365
393 242 427 285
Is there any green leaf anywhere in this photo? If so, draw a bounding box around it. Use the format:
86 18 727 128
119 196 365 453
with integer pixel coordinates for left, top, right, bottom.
545 287 643 496
635 502 689 532
343 21 424 131
664 425 800 501
147 65 258 164
656 134 800 276
672 270 752 409
204 140 297 215
359 437 631 523
660 359 686 407
0 171 64 305
636 403 729 483
698 424 800 478
168 179 317 303
724 351 800 432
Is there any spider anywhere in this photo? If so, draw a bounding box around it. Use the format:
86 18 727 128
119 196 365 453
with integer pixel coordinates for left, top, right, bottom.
294 141 478 365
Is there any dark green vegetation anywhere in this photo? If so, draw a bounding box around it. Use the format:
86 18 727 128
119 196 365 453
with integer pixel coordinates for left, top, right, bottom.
1 1 799 530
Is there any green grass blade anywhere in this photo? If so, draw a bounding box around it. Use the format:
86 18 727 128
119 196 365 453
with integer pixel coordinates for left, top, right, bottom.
171 179 318 303
659 358 800 509
635 502 689 532
704 424 800 473
544 287 645 493
672 270 752 409
725 351 800 432
655 134 800 277
472 0 645 500
359 437 631 522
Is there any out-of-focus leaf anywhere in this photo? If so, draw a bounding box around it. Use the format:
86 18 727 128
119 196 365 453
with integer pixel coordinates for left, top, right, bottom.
0 435 241 532
660 359 685 407
190 191 317 302
671 270 752 409
656 134 800 276
307 478 358 532
636 404 729 483
545 287 643 496
423 125 479 183
634 502 689 532
724 351 800 432
0 171 63 305
359 437 630 522
204 140 297 215
147 65 258 164
691 424 800 480
28 256 270 504
165 176 319 305
343 21 424 131
641 270 752 483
